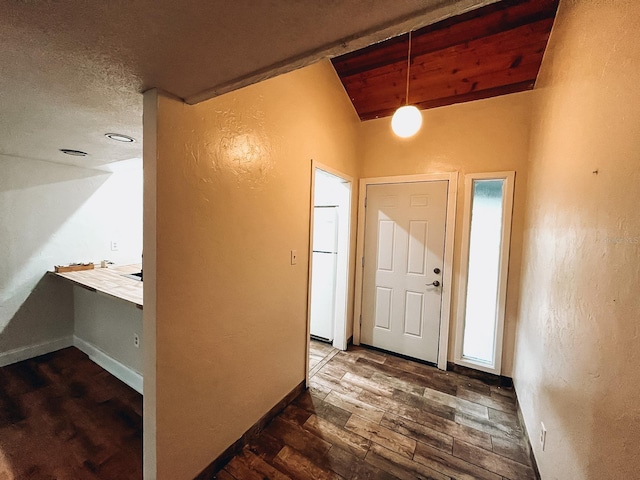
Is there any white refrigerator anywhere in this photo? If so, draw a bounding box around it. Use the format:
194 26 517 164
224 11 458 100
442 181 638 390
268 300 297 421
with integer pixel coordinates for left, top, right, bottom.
310 206 339 342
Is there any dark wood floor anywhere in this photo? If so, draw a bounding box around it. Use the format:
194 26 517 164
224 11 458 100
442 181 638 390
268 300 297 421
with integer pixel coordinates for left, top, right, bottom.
0 343 534 479
0 347 142 480
217 340 536 480
308 339 340 378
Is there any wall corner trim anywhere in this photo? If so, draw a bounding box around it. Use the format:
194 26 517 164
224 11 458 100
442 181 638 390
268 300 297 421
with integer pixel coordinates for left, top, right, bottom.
194 380 306 479
73 336 143 394
0 336 73 367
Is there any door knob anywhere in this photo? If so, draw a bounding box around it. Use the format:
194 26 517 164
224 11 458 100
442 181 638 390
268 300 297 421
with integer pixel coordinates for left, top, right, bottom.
426 280 440 287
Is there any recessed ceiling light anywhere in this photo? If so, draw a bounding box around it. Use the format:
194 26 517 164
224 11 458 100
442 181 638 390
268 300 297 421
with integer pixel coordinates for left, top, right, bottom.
105 133 136 143
60 149 88 156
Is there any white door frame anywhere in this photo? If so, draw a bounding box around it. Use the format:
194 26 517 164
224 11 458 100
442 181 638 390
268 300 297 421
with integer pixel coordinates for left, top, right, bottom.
353 172 458 370
306 160 353 386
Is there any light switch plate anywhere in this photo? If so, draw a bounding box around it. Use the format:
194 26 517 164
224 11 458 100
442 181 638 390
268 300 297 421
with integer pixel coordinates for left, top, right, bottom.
290 250 297 265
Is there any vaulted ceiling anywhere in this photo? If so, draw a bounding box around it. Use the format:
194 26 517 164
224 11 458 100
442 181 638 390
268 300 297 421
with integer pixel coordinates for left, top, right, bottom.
0 0 498 168
0 1 559 169
332 0 559 121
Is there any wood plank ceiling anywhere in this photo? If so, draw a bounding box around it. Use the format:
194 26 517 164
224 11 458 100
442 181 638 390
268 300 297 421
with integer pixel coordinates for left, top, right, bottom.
332 0 559 121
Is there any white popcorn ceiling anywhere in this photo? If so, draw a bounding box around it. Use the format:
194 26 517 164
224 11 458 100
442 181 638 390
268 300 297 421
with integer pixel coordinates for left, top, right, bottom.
0 0 496 168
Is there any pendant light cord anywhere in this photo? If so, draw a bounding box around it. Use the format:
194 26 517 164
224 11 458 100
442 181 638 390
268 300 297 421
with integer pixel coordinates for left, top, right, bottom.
405 30 412 106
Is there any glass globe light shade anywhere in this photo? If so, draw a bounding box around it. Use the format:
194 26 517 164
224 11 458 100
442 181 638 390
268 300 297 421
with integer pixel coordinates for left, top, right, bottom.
391 105 422 138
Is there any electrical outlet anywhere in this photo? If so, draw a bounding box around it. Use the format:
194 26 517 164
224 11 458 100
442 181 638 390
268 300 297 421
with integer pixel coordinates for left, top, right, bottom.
540 422 547 451
110 240 119 251
134 333 140 348
290 250 297 265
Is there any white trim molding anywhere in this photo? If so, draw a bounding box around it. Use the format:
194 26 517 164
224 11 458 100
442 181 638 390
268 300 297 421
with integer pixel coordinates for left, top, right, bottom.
74 336 143 394
306 160 354 387
353 172 458 371
0 336 73 367
454 171 515 375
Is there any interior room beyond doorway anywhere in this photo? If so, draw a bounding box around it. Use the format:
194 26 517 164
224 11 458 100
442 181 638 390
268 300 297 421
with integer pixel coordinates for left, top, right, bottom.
308 165 352 351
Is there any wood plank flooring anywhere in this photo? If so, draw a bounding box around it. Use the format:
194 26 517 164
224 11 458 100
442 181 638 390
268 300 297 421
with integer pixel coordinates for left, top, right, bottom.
309 340 340 378
0 347 142 479
216 341 535 480
0 342 533 479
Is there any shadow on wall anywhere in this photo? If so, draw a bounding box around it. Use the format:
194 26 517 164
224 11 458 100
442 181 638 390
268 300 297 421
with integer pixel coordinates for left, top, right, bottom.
0 274 73 361
0 154 111 358
0 155 111 279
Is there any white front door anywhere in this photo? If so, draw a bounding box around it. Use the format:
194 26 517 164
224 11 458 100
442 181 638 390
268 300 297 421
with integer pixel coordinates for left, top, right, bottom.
361 181 448 364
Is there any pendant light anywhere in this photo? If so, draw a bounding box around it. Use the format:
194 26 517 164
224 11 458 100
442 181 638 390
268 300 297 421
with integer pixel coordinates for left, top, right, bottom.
391 30 422 138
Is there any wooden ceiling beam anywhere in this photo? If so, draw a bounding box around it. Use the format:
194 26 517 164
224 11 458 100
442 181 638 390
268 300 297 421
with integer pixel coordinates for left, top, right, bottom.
361 81 535 121
332 0 559 121
333 0 557 76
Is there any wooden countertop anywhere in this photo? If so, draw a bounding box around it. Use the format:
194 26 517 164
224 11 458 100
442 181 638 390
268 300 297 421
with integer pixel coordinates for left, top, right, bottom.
53 264 143 308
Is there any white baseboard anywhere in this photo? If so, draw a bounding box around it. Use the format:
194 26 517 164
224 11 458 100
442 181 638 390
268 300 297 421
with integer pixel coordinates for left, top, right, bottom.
0 336 73 367
73 336 143 394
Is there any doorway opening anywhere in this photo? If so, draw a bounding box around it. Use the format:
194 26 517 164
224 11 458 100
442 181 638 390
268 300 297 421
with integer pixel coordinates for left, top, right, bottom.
306 162 352 381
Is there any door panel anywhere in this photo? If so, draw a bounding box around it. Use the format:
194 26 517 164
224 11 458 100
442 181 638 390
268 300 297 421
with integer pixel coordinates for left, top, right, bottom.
407 221 427 274
361 181 448 364
377 220 395 271
404 291 424 336
374 287 392 330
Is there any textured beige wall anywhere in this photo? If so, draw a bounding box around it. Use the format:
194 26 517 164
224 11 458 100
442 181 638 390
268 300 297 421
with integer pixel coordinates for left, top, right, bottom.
152 60 360 479
359 92 533 376
513 1 640 478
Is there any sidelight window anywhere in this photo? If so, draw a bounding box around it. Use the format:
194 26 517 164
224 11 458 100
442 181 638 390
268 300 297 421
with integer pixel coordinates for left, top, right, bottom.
455 172 515 374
